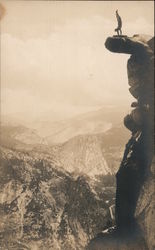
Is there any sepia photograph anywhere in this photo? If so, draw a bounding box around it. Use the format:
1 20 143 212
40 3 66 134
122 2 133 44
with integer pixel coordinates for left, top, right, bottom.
0 1 154 249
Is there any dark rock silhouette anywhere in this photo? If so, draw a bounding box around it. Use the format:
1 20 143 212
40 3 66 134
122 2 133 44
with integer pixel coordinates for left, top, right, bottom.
87 34 154 249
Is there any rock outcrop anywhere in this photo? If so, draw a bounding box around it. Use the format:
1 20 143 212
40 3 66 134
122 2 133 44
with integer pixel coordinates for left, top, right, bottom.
87 34 154 249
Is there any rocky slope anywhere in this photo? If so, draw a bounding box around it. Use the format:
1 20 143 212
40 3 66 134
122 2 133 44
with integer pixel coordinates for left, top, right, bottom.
88 34 154 250
56 134 111 177
0 146 115 250
54 124 129 176
1 120 129 178
0 125 45 147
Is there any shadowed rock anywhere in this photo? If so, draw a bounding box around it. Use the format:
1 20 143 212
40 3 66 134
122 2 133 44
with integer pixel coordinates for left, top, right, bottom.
105 34 153 55
87 227 147 250
87 34 154 250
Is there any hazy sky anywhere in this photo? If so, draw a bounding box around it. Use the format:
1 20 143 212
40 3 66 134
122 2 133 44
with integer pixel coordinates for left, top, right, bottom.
1 1 154 122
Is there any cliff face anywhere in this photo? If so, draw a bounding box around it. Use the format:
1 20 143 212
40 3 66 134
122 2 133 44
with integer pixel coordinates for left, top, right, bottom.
87 34 154 250
136 157 155 250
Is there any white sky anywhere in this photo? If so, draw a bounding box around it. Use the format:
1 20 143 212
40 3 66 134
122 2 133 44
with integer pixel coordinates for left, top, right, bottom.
0 1 154 122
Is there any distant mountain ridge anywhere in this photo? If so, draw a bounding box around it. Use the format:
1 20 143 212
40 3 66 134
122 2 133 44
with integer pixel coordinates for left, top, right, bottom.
44 106 127 144
1 107 128 145
2 106 128 144
0 122 129 176
0 125 45 147
1 107 130 177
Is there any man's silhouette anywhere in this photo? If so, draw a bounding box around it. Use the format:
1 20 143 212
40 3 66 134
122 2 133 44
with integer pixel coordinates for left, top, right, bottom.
115 10 122 36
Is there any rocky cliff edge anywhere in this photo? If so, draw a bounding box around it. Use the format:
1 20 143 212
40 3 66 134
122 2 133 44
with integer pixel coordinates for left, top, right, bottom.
87 34 154 250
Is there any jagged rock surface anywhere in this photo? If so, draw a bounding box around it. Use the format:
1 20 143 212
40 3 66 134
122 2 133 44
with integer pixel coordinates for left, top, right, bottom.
136 157 155 250
0 146 114 250
88 34 154 250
